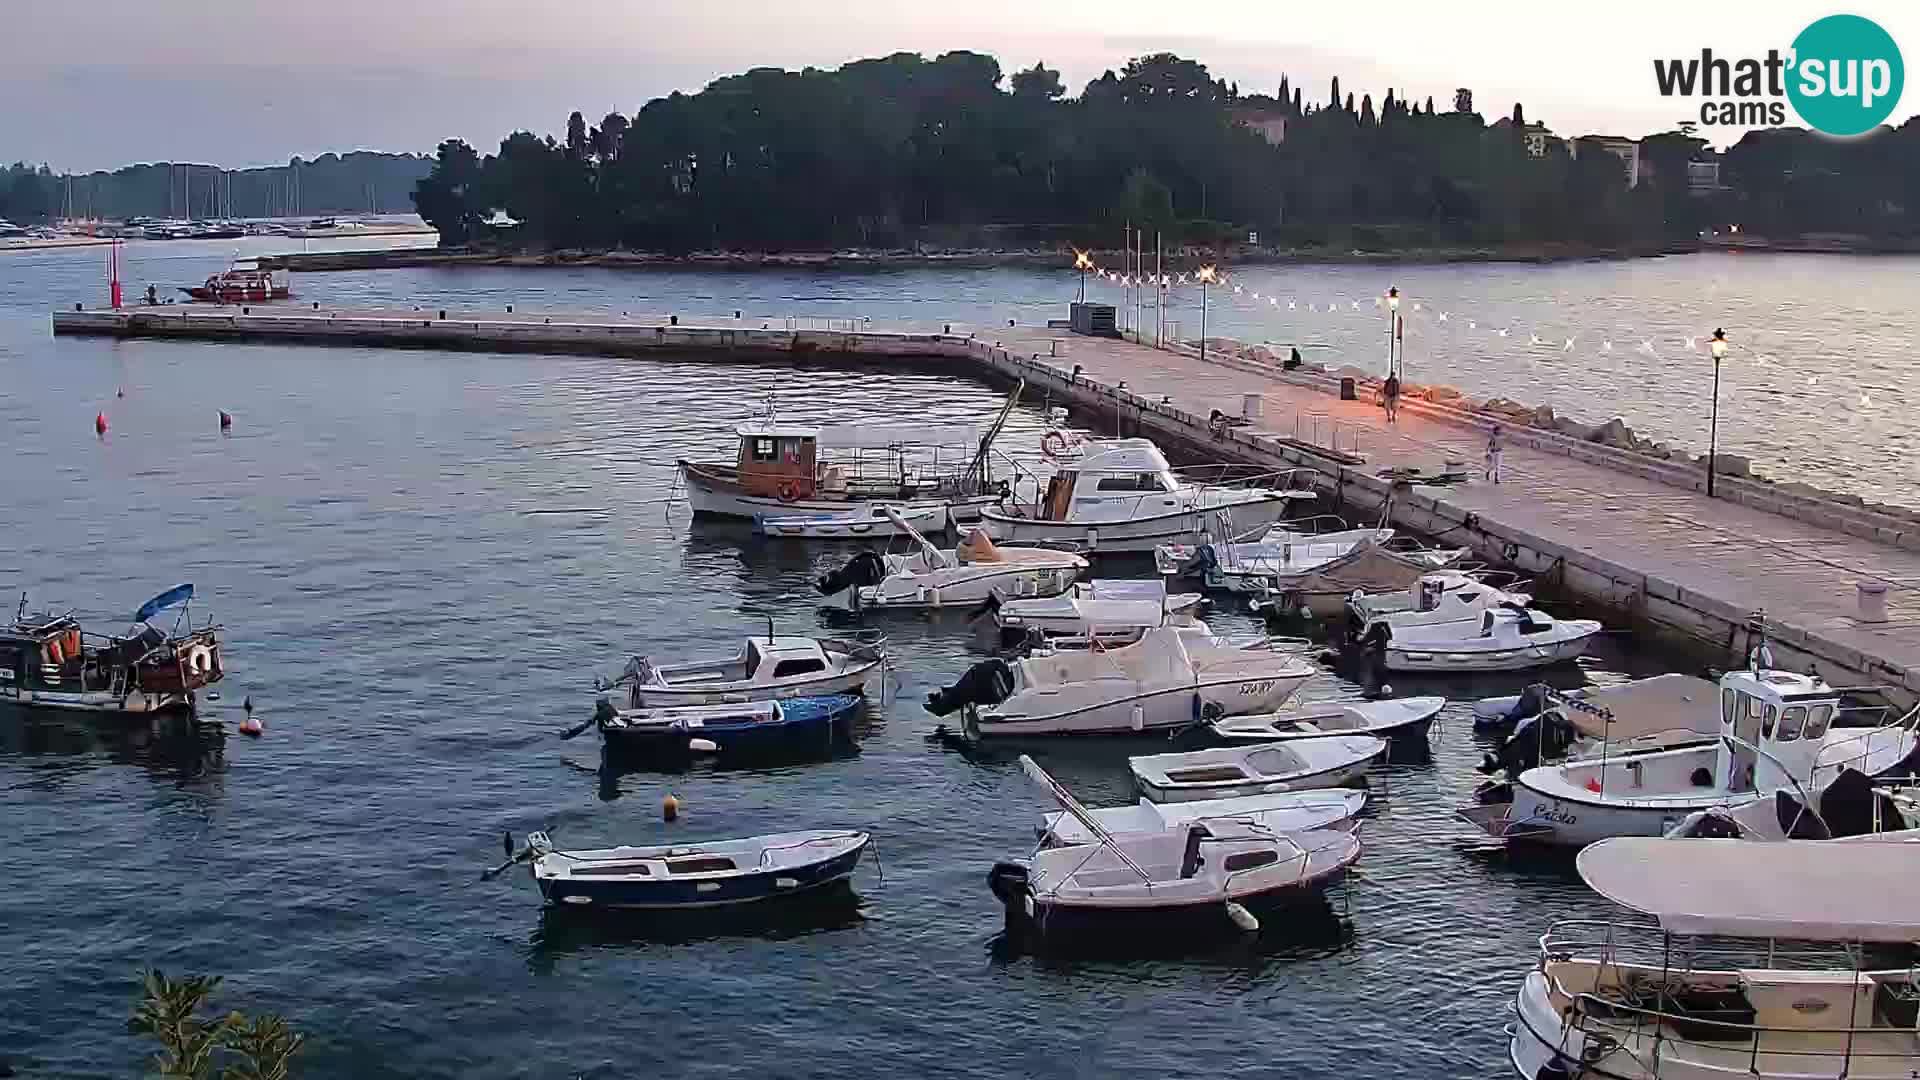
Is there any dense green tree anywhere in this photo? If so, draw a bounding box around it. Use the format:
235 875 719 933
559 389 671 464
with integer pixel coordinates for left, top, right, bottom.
1011 63 1065 99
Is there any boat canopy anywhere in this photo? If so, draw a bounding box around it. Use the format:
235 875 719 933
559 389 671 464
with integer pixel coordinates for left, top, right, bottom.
135 583 194 622
1577 836 1920 943
815 423 981 450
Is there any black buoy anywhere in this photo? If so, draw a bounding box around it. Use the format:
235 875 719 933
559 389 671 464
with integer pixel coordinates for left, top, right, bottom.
502 831 515 859
218 410 232 432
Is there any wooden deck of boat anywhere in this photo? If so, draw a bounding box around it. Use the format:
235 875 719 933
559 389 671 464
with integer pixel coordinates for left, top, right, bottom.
49 302 1919 702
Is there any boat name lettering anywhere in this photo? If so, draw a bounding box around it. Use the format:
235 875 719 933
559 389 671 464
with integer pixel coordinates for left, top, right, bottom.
1528 803 1578 825
1239 680 1277 696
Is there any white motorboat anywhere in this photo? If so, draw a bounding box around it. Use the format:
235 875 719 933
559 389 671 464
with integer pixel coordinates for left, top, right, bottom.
978 438 1315 553
925 625 1316 737
1665 766 1917 841
1459 665 1920 847
502 828 870 910
814 514 1087 611
989 756 1361 939
600 633 884 706
1211 695 1446 742
1510 837 1920 1080
1037 788 1367 845
1475 674 1726 778
1129 736 1384 803
993 578 1205 646
676 395 1014 525
1348 571 1602 672
753 503 948 540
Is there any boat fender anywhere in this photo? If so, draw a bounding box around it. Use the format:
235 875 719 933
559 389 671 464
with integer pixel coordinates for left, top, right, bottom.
777 480 800 502
1040 431 1070 460
662 793 680 821
995 480 1012 502
238 715 263 737
1224 900 1260 933
1130 704 1145 732
185 644 214 674
686 738 719 754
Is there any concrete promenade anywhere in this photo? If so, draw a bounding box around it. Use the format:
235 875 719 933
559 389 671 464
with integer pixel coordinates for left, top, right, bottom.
52 302 1919 704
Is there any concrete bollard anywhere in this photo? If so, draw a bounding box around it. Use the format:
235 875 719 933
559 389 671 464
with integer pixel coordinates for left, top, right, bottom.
670 315 678 326
506 304 513 313
734 309 742 319
312 302 319 310
1858 581 1890 623
242 307 250 315
438 310 446 320
75 303 83 311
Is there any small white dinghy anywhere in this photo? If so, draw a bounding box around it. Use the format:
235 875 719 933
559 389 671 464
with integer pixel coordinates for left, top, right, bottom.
814 512 1086 611
989 756 1361 940
993 578 1205 643
755 503 947 540
1130 736 1384 803
1348 571 1602 673
1211 695 1446 743
601 632 884 706
1037 788 1367 845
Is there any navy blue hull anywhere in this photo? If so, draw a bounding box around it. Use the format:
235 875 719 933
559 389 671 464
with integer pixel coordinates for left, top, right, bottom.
600 702 855 757
537 841 867 910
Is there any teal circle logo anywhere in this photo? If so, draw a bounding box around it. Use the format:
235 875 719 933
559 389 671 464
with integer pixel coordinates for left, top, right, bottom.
1787 14 1904 136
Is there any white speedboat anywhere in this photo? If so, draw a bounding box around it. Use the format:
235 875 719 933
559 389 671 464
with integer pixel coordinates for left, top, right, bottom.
1666 766 1916 841
1348 572 1602 672
1510 837 1920 1080
754 503 947 540
600 633 884 706
1459 665 1920 847
1129 736 1384 803
978 438 1314 553
993 578 1204 646
814 515 1086 611
1037 788 1367 845
1211 695 1446 742
925 625 1315 737
989 756 1361 939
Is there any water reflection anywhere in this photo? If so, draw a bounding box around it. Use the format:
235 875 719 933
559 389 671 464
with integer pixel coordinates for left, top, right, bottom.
524 884 869 969
0 709 229 788
988 895 1357 967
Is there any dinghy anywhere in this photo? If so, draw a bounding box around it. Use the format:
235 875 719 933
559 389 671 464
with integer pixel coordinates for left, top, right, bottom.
993 578 1205 644
1474 674 1724 779
988 756 1360 939
925 625 1315 737
814 513 1086 612
1037 789 1367 846
754 503 947 540
1129 736 1384 803
501 828 870 910
600 633 883 706
592 694 861 754
1211 695 1446 743
1348 571 1602 672
978 438 1315 553
1459 664 1920 847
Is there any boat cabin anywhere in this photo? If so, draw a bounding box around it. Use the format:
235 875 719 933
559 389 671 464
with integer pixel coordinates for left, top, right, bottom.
734 423 822 501
744 637 836 683
0 615 185 696
1037 439 1184 522
729 421 987 503
1714 668 1838 795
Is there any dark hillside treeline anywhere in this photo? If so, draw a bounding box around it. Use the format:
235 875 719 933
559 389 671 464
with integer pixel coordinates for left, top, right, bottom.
410 50 1920 254
0 152 430 221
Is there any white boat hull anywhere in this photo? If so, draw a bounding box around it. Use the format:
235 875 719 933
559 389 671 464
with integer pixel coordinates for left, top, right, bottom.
634 662 879 706
1212 696 1446 742
1136 756 1376 803
1038 790 1367 845
979 495 1298 553
755 506 948 540
826 564 1082 612
972 671 1311 737
1381 625 1601 672
1 686 194 715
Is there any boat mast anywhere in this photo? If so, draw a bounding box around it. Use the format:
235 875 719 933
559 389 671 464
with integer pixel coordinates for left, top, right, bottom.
965 378 1024 491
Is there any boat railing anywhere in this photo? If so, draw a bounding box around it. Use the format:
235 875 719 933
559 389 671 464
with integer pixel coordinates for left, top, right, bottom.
1173 463 1322 492
1539 920 1866 972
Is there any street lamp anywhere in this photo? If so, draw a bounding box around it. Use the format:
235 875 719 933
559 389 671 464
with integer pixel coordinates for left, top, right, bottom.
1073 249 1093 304
1385 286 1401 379
1197 265 1218 363
1707 328 1728 497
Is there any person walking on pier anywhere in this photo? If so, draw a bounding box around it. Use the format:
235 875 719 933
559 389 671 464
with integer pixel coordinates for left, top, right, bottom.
1382 373 1401 423
1485 425 1504 484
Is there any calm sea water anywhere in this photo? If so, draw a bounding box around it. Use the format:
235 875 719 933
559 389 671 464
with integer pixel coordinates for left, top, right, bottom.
0 237 1899 1078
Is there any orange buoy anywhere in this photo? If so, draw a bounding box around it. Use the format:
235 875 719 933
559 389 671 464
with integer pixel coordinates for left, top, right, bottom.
662 793 680 822
238 716 263 737
95 412 108 435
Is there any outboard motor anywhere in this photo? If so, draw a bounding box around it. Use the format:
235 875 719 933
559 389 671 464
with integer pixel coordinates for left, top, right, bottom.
925 657 1017 716
1478 682 1554 734
1667 808 1748 839
987 860 1031 916
815 550 888 597
1177 543 1220 580
1478 710 1577 777
1811 767 1902 838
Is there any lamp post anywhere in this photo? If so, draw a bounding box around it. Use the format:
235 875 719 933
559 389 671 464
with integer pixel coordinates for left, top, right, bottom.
1073 249 1092 303
1385 285 1401 378
1707 327 1728 497
1197 265 1217 364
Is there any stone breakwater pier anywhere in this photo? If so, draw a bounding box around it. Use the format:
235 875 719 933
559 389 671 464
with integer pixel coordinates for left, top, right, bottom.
53 303 1920 706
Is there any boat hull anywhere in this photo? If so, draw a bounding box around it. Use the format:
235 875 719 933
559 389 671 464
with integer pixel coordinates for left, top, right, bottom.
1135 756 1375 803
980 496 1297 554
828 565 1083 612
972 673 1311 738
754 507 947 540
0 687 196 716
1011 869 1350 939
1379 626 1601 672
599 697 859 755
679 463 997 526
536 840 868 910
633 661 879 707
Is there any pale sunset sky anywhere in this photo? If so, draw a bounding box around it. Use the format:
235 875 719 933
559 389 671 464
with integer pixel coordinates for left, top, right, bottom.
5 0 1916 171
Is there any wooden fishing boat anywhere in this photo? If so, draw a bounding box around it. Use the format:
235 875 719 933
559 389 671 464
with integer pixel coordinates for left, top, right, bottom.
592 694 861 754
181 261 290 302
503 829 870 910
1 585 223 717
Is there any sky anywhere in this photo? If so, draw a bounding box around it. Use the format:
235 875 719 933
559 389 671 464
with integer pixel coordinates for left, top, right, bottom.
5 0 1917 173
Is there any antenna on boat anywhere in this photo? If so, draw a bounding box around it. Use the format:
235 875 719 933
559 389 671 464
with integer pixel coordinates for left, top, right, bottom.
1746 610 1773 671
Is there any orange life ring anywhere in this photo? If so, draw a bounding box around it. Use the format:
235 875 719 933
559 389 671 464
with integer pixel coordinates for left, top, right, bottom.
776 480 800 502
1040 431 1069 460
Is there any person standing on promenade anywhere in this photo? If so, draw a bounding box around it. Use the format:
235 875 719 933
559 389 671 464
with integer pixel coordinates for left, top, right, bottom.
1486 425 1504 484
1382 373 1401 423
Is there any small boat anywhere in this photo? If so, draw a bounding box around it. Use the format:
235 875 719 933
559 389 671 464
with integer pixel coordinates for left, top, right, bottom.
1510 836 1920 1080
1037 788 1367 845
1474 674 1724 779
1459 663 1920 847
1347 571 1602 672
1211 695 1446 742
925 625 1316 737
1129 737 1384 803
989 756 1360 939
992 577 1205 647
978 437 1315 553
1666 767 1916 841
503 828 870 910
753 503 947 540
599 632 883 707
1 585 224 716
592 694 860 754
814 517 1086 612
181 260 291 302
1162 526 1463 614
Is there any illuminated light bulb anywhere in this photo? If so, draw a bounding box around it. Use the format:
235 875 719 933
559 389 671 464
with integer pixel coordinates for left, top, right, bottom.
1233 285 1242 294
1269 297 1277 306
1563 337 1575 352
1602 340 1612 351
1413 302 1423 311
1468 321 1477 330
1288 300 1296 310
1529 333 1541 346
1437 311 1449 322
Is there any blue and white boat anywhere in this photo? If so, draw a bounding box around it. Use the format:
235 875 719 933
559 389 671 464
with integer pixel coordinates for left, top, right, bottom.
513 829 870 910
592 694 861 753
